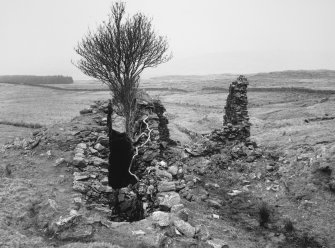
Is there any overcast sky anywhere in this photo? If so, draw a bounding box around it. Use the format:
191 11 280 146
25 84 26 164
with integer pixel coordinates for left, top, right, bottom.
0 0 334 79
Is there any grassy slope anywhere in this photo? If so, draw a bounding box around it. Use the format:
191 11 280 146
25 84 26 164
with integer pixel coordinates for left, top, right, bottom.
1 70 334 247
0 83 110 145
148 70 335 247
1 69 334 145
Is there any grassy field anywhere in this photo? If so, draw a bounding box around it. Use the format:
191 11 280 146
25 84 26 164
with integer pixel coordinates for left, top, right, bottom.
143 71 335 151
0 82 111 144
1 70 335 148
0 83 110 125
1 70 335 247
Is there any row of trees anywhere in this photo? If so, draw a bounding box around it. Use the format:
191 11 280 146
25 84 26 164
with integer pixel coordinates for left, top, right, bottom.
0 75 73 84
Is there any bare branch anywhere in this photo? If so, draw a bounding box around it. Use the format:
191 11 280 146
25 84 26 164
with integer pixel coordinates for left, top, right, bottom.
74 2 171 138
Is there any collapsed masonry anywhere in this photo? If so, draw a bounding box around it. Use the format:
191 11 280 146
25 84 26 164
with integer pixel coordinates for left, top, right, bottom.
69 76 252 221
210 75 251 143
68 97 184 222
105 94 175 189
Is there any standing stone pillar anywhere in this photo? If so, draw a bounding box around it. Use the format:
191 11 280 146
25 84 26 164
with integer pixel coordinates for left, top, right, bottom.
219 75 251 142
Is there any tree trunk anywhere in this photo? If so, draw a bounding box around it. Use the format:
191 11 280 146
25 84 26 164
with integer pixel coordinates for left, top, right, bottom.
107 99 113 176
125 114 131 139
124 97 137 141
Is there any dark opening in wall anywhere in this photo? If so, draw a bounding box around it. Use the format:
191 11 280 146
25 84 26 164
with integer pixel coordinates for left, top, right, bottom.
108 130 138 189
107 130 144 222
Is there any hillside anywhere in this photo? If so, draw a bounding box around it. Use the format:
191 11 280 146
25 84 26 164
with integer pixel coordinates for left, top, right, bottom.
142 70 335 92
248 70 335 90
0 73 334 247
1 96 334 247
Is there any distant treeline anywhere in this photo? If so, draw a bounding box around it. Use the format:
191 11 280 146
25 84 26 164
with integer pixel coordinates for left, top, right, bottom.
0 75 73 85
0 120 44 129
1 81 108 92
202 86 335 95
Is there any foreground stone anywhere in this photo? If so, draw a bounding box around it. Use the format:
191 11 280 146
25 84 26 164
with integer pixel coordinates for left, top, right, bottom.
158 181 176 192
80 108 93 114
152 211 170 227
173 219 196 238
195 224 211 241
207 238 229 248
72 157 87 168
158 192 181 211
91 156 108 167
73 172 90 181
77 143 87 150
59 242 122 248
55 158 65 166
207 199 222 209
174 208 189 222
168 165 179 176
49 210 82 234
156 168 173 181
170 204 185 213
73 181 89 194
96 135 109 147
94 143 105 151
58 223 93 241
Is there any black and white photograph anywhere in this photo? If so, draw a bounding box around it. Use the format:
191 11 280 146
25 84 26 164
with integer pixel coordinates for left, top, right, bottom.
0 0 334 247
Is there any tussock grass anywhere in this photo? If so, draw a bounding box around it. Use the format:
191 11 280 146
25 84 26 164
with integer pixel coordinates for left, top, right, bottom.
0 120 44 129
258 202 271 227
284 218 294 233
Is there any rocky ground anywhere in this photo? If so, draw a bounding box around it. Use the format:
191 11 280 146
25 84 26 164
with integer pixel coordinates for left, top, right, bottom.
0 93 334 247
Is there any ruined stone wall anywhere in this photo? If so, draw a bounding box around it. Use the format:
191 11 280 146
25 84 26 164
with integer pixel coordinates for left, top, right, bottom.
133 99 172 176
153 100 175 145
224 75 250 127
210 75 251 143
69 98 176 221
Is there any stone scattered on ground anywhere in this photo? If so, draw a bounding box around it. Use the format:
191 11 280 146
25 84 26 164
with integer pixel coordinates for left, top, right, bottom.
195 224 212 241
207 238 229 248
173 219 196 238
2 78 330 248
152 211 170 227
158 192 181 211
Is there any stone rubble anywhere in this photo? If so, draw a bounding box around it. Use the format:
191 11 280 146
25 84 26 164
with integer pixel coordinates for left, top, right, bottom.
4 76 330 247
65 98 230 247
173 219 196 238
152 211 170 227
2 86 264 247
207 238 230 248
158 191 181 211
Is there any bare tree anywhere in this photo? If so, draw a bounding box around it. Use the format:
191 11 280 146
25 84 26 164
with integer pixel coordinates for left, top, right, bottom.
74 2 171 138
